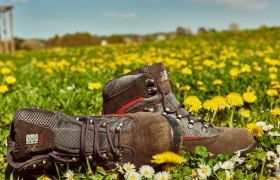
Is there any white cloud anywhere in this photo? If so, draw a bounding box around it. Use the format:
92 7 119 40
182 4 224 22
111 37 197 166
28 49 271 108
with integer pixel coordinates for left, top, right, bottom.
185 0 270 10
103 12 138 19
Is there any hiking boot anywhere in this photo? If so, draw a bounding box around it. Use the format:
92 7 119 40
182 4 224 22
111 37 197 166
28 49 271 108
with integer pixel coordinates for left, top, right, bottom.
6 107 181 178
102 62 256 156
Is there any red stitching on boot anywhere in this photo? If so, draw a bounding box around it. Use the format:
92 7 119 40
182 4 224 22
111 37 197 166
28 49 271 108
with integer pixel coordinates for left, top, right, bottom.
116 97 145 114
182 136 204 140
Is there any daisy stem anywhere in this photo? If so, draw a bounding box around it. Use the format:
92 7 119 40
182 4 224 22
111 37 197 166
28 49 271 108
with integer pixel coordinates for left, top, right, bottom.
229 108 234 127
260 157 266 179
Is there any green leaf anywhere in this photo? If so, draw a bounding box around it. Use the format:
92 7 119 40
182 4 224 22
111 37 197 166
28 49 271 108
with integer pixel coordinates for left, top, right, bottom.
96 166 106 175
195 146 208 158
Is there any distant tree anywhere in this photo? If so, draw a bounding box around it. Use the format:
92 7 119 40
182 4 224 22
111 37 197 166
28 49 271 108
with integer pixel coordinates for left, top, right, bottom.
176 27 187 35
229 22 239 31
107 35 125 44
20 39 44 50
198 27 208 34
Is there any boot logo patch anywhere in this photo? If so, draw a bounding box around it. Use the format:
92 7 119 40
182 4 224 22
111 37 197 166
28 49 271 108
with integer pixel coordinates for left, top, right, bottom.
26 134 38 152
160 70 168 81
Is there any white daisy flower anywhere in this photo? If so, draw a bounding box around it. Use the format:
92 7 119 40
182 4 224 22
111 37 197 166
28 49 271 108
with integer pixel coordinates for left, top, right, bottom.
245 164 252 170
231 155 244 165
268 131 280 136
276 145 280 155
139 165 155 178
125 171 141 180
122 162 136 173
154 171 169 180
221 160 235 170
213 162 222 172
256 121 266 127
267 151 277 161
197 164 212 179
274 158 280 168
65 170 75 180
262 124 274 131
225 170 234 180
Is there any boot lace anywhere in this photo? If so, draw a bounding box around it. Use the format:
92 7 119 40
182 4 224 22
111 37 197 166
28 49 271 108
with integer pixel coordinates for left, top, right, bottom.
156 81 212 130
49 117 123 164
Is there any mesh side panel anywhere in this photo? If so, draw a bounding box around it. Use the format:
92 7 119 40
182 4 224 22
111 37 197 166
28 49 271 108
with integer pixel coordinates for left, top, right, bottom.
14 108 57 129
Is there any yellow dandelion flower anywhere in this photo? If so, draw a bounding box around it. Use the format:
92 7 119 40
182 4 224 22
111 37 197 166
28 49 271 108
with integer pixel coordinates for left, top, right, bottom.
213 79 223 86
184 96 202 113
179 85 191 91
46 68 54 74
229 68 240 78
246 123 263 137
1 67 11 74
242 92 257 103
212 96 228 110
268 66 278 73
271 81 279 86
197 81 204 86
181 67 192 75
266 89 278 97
5 76 16 84
123 69 131 74
241 109 251 118
269 73 277 80
202 60 216 67
41 175 52 180
271 108 280 116
151 151 186 165
253 66 262 72
92 67 99 72
88 82 102 90
203 99 218 112
0 85 9 93
226 92 243 107
198 86 206 91
240 64 251 73
232 60 239 66
272 84 280 90
194 66 203 71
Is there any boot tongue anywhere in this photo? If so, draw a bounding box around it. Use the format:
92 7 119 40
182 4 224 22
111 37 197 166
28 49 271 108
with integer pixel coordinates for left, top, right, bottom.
141 63 171 94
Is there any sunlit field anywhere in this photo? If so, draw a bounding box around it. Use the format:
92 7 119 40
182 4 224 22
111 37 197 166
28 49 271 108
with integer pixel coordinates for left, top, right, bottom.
0 27 279 179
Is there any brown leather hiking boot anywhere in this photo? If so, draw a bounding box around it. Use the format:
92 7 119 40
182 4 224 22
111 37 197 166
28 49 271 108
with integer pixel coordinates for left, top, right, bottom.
6 107 181 179
103 62 256 156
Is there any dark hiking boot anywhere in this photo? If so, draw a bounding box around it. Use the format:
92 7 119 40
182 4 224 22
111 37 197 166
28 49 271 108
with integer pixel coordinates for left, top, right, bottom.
6 107 181 179
102 62 256 156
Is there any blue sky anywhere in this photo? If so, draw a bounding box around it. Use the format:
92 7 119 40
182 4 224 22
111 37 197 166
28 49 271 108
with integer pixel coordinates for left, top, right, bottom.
1 0 280 39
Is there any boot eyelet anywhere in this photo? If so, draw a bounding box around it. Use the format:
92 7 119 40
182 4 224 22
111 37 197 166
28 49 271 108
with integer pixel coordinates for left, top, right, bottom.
147 87 157 94
102 153 109 160
32 164 37 168
59 163 65 169
90 119 93 124
144 107 154 112
102 122 107 127
202 124 209 131
188 123 193 129
165 108 170 112
72 157 77 161
88 155 93 160
145 79 155 86
42 160 46 165
177 114 182 119
176 119 181 123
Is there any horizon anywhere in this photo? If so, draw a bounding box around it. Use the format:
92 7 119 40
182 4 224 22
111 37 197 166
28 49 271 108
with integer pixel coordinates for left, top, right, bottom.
0 0 279 39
